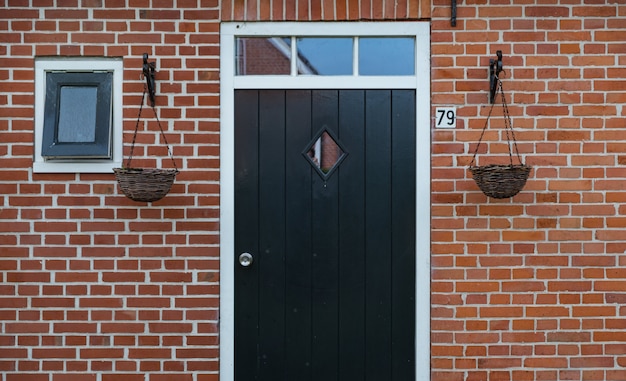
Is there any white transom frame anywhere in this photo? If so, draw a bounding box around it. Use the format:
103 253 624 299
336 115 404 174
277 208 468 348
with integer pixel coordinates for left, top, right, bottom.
220 21 431 381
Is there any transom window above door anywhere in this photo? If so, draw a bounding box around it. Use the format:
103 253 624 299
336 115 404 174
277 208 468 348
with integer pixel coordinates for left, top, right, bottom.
235 37 415 76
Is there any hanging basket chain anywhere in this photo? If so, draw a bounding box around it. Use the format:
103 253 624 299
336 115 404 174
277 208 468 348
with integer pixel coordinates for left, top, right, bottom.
499 79 524 167
469 91 498 167
469 77 523 167
124 89 178 171
150 103 178 171
125 90 145 168
501 81 514 166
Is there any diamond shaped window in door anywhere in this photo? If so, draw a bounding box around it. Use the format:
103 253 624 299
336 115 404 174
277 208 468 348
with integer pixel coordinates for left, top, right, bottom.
303 126 347 179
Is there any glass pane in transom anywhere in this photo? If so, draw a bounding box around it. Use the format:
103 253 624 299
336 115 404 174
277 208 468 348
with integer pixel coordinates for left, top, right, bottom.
359 37 415 76
296 38 353 75
235 37 292 75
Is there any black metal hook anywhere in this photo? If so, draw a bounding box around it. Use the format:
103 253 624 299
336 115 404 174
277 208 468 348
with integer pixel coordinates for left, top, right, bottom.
489 50 503 104
142 53 156 107
451 0 457 27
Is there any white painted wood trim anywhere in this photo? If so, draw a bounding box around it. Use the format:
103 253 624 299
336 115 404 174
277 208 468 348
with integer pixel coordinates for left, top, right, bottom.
414 30 432 379
220 21 431 381
33 58 123 173
219 26 237 380
225 21 427 36
233 75 419 89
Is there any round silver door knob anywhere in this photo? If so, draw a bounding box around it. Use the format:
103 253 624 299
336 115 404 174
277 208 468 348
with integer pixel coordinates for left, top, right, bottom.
239 252 253 267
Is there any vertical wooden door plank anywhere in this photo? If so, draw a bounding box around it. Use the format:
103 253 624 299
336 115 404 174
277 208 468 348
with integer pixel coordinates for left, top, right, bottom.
338 90 367 381
257 90 287 381
234 90 260 381
391 90 417 380
310 90 340 381
284 90 314 381
364 89 393 380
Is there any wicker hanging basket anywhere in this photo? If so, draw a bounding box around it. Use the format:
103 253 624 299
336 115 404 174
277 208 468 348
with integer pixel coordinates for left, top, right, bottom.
114 167 178 202
469 78 531 199
469 164 531 199
114 58 178 202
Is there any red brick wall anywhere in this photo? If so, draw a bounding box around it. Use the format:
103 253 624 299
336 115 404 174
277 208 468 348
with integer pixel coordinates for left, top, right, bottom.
1 3 221 381
3 0 626 380
221 0 431 21
430 1 626 380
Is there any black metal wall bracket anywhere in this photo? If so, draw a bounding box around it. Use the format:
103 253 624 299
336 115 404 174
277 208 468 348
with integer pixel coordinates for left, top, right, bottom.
489 50 503 103
142 53 157 107
451 0 457 27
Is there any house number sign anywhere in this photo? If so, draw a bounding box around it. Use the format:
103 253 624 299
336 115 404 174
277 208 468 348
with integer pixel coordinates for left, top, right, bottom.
435 107 456 129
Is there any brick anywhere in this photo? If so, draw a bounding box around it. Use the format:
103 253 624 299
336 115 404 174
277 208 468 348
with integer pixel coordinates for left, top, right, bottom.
6 374 48 381
571 356 614 368
526 6 569 17
53 323 97 333
52 375 96 381
573 306 617 317
548 281 592 292
150 375 193 381
175 348 219 358
148 323 193 333
78 298 123 308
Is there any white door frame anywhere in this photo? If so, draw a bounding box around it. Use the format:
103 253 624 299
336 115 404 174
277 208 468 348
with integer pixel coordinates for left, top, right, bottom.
219 21 431 381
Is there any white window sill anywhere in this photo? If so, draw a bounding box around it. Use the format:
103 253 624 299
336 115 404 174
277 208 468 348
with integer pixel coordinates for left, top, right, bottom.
33 161 123 174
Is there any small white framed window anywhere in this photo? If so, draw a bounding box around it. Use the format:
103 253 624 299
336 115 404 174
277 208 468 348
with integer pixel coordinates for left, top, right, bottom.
34 57 123 173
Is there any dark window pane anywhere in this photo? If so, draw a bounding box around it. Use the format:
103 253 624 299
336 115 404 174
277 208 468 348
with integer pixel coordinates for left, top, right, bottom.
296 38 352 75
42 71 112 159
58 86 98 143
359 37 415 75
236 37 292 75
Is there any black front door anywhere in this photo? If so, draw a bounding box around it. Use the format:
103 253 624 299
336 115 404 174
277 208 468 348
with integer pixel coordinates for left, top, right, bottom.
234 89 416 381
